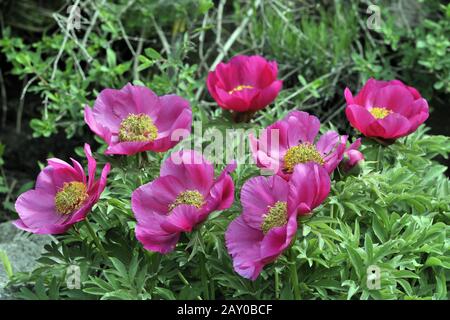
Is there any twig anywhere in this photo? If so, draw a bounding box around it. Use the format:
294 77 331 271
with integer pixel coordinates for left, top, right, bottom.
117 19 136 56
82 0 105 46
16 76 28 134
151 15 171 56
210 0 262 71
3 179 17 207
195 0 262 102
133 26 146 81
0 69 7 127
51 0 81 81
277 69 337 107
198 12 210 73
215 0 226 50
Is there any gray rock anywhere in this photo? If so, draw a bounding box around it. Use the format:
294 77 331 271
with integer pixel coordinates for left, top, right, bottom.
0 222 53 299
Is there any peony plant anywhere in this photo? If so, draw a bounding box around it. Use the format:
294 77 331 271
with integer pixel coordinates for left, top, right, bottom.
84 84 192 155
345 79 429 141
207 55 282 120
8 53 447 301
14 144 110 234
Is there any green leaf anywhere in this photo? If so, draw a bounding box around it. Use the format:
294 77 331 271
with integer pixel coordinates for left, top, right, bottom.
106 48 116 67
364 234 374 263
346 247 365 279
0 250 13 278
144 48 162 60
154 287 176 300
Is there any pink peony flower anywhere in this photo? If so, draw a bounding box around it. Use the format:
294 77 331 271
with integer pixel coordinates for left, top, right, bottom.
345 78 429 140
131 150 236 254
341 138 365 172
249 111 360 179
225 162 330 280
207 55 282 112
13 144 110 235
85 83 192 155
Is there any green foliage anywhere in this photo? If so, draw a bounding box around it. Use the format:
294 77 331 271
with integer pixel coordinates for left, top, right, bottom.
0 0 208 138
4 128 449 300
1 0 448 138
1 0 449 301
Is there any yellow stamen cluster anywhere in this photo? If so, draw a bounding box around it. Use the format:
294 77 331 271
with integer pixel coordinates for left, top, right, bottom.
261 201 288 234
369 107 392 119
55 182 88 215
169 190 205 212
118 114 158 142
283 143 325 173
228 85 254 94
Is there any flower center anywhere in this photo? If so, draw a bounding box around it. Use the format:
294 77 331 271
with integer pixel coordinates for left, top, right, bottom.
369 107 392 119
228 85 254 94
168 190 205 212
283 143 325 173
118 114 158 142
261 201 288 234
55 182 88 215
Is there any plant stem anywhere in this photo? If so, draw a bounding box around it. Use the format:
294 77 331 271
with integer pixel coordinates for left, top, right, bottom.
210 279 215 300
149 251 161 274
197 229 210 300
275 268 280 299
84 220 108 259
200 252 210 300
178 271 203 300
289 248 301 300
376 144 383 171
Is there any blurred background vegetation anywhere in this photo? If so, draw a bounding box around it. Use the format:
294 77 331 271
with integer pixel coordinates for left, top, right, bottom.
0 0 449 222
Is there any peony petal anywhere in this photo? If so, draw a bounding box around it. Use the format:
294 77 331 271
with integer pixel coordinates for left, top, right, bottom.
206 71 222 105
205 162 236 212
213 60 242 90
135 222 180 254
406 98 429 134
154 94 192 135
84 105 112 143
15 189 69 234
241 175 289 230
105 141 152 156
344 87 355 105
377 112 411 139
90 162 111 201
132 175 185 217
373 85 415 115
127 84 161 118
160 205 203 233
285 111 320 145
215 87 251 112
35 166 57 194
260 212 297 261
70 158 87 185
91 84 140 133
249 80 282 111
47 158 84 190
352 78 386 107
161 150 214 195
288 163 330 216
346 104 385 137
225 216 265 280
347 149 365 167
315 131 340 155
12 218 70 235
84 143 96 189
